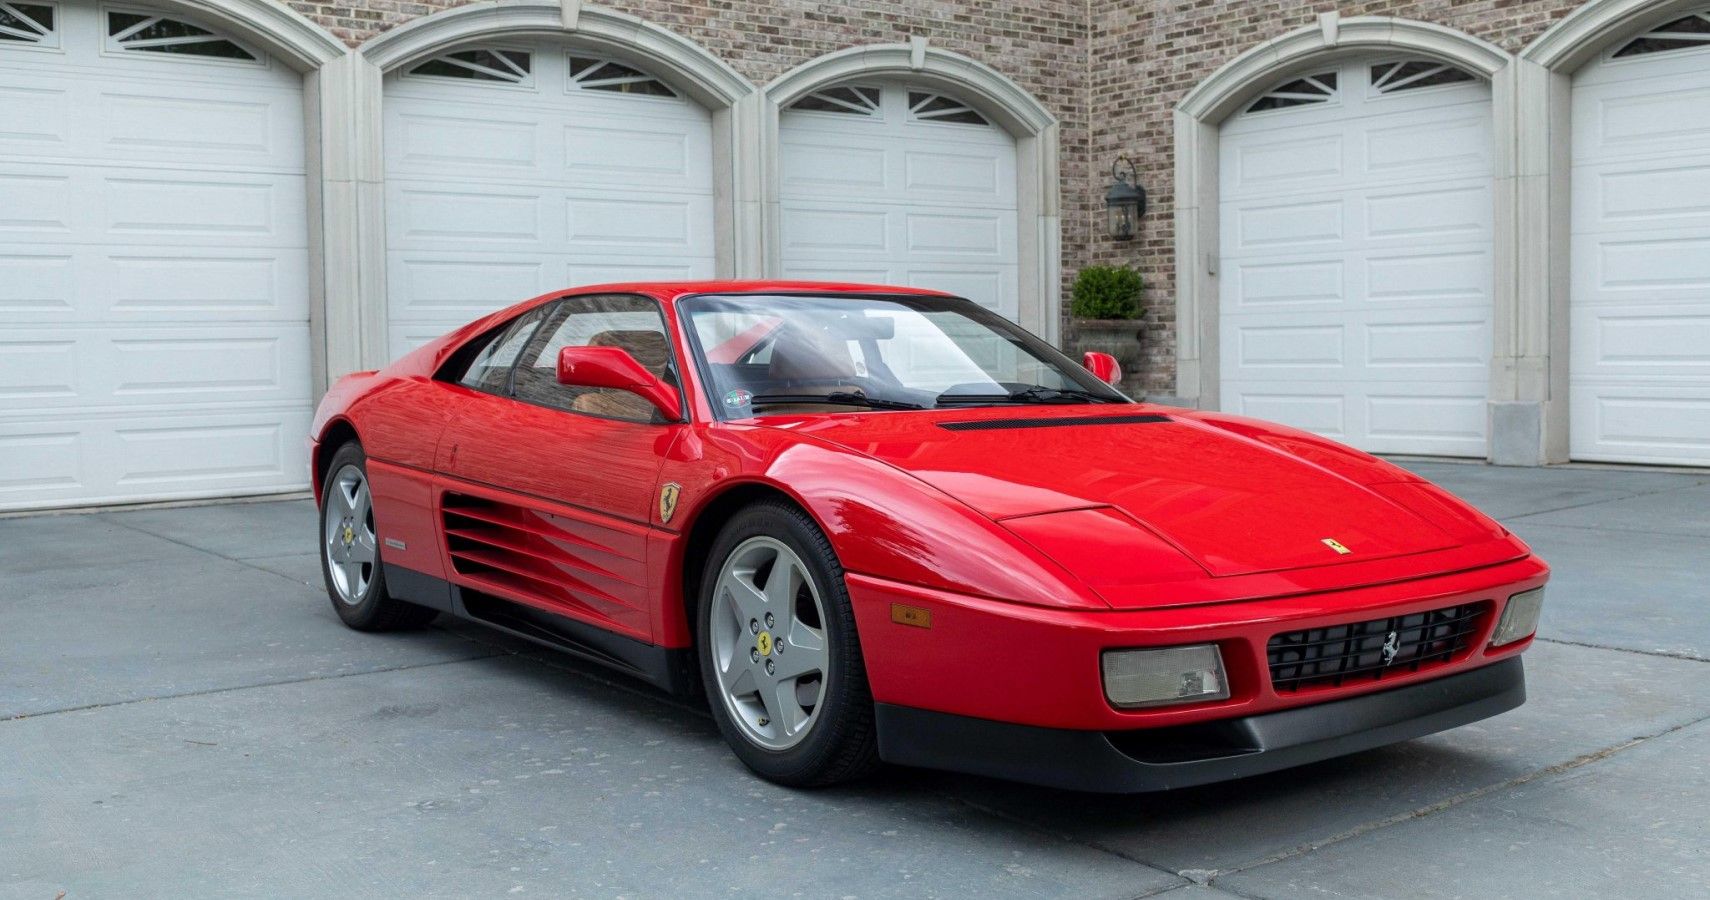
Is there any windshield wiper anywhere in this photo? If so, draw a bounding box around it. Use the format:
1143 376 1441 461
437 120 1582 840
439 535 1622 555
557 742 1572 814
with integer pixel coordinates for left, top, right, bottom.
748 391 927 411
935 385 1118 406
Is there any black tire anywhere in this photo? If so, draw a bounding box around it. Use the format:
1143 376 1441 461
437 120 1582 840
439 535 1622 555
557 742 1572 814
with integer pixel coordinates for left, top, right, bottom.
696 500 881 787
318 441 437 632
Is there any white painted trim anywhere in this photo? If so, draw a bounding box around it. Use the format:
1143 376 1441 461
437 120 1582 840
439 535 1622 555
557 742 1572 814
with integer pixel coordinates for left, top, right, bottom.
342 2 760 370
1172 16 1519 461
1516 0 1710 464
763 44 1062 343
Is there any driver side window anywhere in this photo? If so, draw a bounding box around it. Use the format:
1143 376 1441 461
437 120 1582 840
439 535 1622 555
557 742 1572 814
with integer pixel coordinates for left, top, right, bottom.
510 294 677 422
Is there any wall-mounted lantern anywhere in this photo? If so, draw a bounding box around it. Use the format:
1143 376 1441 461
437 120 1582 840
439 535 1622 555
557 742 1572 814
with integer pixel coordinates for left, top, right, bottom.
1105 156 1146 241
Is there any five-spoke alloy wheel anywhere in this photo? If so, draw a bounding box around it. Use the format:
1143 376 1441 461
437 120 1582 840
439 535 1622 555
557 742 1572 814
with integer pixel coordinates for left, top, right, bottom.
709 536 830 750
323 463 377 605
697 501 880 786
318 441 437 632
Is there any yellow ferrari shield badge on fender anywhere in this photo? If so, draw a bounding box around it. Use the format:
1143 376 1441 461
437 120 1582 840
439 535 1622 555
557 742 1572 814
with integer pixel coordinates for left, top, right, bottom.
658 482 681 525
1321 537 1352 555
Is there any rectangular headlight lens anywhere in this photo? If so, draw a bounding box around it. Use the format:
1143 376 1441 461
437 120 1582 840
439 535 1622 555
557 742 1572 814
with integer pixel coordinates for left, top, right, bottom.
1101 644 1230 709
1490 587 1545 647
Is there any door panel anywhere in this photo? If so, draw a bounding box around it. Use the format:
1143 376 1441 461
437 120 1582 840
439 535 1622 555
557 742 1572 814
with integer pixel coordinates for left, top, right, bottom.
434 386 673 641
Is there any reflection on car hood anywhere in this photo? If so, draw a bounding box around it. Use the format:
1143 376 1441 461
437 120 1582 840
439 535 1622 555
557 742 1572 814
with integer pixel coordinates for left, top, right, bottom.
763 405 1475 578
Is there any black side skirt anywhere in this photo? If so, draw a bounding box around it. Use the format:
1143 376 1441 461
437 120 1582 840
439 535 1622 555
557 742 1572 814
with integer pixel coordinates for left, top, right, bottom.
875 657 1526 793
384 562 698 697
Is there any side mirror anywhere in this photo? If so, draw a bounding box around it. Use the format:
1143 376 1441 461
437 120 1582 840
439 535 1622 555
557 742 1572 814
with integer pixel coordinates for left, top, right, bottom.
1082 351 1122 387
557 346 683 421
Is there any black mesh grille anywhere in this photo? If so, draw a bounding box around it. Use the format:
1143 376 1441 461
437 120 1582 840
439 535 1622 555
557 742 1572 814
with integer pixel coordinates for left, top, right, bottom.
1267 603 1487 693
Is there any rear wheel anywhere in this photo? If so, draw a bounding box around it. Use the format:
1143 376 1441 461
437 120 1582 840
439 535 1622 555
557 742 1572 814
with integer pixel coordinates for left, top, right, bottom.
319 442 436 631
697 501 880 786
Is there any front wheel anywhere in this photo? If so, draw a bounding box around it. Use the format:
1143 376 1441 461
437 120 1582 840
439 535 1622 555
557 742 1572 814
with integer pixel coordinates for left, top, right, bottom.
319 441 437 632
697 501 880 787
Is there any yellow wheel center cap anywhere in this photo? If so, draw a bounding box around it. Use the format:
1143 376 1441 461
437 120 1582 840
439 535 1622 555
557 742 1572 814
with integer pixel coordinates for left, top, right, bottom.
343 525 354 545
756 631 773 656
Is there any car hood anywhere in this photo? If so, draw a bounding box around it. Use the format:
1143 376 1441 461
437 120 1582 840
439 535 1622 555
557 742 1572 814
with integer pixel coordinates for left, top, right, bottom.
761 406 1487 581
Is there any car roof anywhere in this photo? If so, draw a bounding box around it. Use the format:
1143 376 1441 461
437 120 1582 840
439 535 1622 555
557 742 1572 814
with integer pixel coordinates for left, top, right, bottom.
557 280 959 304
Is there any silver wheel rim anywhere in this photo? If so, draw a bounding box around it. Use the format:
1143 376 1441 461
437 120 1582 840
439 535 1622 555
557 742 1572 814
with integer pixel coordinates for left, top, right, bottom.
323 464 377 605
709 536 830 751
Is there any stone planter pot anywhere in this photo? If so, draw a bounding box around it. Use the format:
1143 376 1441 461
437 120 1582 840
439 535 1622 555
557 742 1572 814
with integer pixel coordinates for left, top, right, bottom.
1069 318 1143 392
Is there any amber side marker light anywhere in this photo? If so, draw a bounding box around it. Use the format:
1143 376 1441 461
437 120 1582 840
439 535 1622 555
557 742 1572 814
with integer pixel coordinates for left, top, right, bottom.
1101 644 1230 709
1490 587 1545 647
891 603 932 628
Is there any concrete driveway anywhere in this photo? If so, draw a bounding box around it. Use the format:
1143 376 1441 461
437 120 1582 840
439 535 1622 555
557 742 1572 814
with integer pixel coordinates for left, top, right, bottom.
3 462 1708 898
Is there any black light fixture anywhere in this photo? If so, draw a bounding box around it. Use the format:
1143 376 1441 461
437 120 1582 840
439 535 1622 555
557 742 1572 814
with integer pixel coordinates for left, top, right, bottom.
1105 156 1146 241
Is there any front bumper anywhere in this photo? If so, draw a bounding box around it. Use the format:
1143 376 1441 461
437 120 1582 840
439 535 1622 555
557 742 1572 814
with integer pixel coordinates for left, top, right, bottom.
876 656 1525 792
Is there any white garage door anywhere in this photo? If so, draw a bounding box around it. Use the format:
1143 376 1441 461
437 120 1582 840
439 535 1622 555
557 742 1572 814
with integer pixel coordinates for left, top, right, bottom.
0 1 310 511
1570 11 1710 466
384 43 716 357
1219 58 1494 456
778 83 1019 319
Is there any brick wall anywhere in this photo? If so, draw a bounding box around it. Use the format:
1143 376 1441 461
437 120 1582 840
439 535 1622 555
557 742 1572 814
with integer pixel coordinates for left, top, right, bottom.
285 0 1597 397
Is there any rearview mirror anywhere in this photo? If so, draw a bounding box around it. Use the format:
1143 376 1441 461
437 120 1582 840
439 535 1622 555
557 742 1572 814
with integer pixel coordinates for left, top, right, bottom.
557 346 682 421
1082 351 1122 387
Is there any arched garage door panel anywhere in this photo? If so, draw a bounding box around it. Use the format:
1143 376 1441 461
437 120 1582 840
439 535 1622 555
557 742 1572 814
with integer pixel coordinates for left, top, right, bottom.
1570 18 1710 466
1218 59 1493 457
778 84 1019 319
383 43 716 357
0 2 310 510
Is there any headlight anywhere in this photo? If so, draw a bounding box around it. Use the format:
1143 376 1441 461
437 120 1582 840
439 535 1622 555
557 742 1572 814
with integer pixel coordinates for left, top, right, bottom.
1490 587 1545 647
1101 644 1230 709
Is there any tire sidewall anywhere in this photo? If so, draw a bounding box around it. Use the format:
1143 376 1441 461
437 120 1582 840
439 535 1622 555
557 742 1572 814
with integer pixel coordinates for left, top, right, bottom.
697 503 867 783
319 442 389 627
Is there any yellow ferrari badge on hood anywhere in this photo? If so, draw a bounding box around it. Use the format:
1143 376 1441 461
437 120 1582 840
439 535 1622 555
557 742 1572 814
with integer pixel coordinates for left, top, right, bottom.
1321 537 1352 555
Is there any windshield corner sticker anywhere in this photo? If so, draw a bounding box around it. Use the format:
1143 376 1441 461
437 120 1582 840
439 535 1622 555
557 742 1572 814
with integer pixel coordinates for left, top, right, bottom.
724 388 753 409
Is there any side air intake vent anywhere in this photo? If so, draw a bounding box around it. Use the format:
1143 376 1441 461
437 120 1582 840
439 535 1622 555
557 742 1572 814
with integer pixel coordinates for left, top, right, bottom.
440 493 628 616
938 414 1169 432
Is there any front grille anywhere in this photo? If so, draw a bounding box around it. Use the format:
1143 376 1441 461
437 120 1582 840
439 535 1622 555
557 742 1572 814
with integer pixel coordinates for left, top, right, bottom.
1267 602 1487 693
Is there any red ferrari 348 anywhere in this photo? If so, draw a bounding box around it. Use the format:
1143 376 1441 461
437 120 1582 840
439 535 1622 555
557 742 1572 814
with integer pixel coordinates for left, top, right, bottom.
309 281 1548 791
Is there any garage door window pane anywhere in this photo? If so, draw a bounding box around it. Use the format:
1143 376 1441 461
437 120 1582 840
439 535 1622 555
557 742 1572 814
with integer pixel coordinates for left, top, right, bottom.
568 56 677 97
907 91 990 126
1613 12 1710 58
410 48 532 85
108 11 257 61
1371 60 1477 94
789 86 881 116
0 2 54 44
1245 72 1337 114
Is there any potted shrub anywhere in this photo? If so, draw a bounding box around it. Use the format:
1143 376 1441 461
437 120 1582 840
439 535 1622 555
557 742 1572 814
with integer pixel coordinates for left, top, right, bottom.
1069 265 1144 391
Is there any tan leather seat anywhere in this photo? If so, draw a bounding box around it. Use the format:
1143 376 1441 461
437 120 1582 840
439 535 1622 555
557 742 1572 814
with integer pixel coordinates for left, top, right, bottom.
571 329 672 420
764 324 865 401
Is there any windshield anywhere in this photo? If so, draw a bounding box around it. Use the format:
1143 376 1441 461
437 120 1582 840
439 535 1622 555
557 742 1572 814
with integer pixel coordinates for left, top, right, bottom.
680 293 1129 417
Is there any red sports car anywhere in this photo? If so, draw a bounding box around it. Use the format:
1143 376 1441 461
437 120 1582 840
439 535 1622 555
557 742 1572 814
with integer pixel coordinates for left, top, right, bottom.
309 281 1547 791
